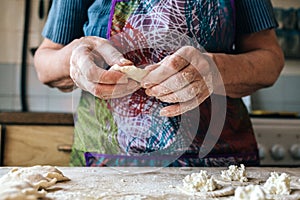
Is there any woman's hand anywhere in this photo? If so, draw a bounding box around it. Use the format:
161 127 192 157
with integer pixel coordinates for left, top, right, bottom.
70 36 140 99
141 46 219 117
34 38 80 92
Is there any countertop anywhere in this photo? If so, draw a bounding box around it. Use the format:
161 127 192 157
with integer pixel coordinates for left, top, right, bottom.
1 167 300 200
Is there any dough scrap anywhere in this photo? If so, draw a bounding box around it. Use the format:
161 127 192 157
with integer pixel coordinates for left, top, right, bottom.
181 170 220 192
177 165 300 199
110 64 149 82
220 164 248 182
263 172 291 195
0 180 46 200
234 184 266 200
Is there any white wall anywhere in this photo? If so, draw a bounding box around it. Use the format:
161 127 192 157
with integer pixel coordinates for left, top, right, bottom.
0 0 81 112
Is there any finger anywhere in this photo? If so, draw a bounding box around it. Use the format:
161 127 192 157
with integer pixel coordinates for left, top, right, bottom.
48 78 75 92
70 53 139 98
71 46 128 84
159 89 211 117
139 62 160 83
141 54 189 88
58 87 75 93
145 65 198 97
69 64 91 91
90 37 131 66
143 62 160 71
157 80 205 103
93 80 140 99
72 67 140 99
173 46 212 76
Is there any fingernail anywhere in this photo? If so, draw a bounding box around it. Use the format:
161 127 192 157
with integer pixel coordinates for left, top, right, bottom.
145 89 152 96
142 82 152 88
120 58 131 64
159 109 168 116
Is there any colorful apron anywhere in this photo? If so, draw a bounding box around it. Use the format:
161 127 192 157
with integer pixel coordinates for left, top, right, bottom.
71 0 259 167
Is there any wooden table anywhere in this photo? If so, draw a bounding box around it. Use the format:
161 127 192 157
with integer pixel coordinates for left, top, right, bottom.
0 167 299 200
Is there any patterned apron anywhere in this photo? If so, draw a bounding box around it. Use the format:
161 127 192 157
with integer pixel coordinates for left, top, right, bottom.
71 0 259 167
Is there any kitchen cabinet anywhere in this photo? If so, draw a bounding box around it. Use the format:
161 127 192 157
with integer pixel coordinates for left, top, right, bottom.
0 112 74 166
272 0 300 8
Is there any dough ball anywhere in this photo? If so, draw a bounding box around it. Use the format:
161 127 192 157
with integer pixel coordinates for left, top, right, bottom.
110 64 149 82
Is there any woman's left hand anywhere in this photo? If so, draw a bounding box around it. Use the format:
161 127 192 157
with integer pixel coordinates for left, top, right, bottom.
141 46 216 117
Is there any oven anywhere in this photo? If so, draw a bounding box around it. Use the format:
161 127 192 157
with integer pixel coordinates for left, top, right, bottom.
251 117 300 166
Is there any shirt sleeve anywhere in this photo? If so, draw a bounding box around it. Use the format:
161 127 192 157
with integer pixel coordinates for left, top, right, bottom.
235 0 278 34
42 0 94 45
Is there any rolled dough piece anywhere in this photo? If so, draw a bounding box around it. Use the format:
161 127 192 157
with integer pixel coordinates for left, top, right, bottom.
0 168 57 190
177 185 235 198
214 177 262 187
0 180 46 200
19 165 70 182
0 165 70 190
110 64 149 82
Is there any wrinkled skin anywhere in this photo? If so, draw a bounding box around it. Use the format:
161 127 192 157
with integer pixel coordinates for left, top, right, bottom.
69 36 140 99
141 46 219 117
70 38 218 117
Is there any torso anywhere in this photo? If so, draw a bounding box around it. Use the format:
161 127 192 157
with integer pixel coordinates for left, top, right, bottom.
72 0 259 167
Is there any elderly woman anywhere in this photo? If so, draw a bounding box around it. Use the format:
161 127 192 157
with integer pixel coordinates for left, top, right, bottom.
34 0 284 167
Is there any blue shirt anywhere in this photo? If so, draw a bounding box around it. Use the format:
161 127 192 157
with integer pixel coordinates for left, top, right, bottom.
43 0 277 45
43 0 111 44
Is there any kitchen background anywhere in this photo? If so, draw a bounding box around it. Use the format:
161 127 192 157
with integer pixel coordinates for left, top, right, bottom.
0 0 81 113
0 0 300 114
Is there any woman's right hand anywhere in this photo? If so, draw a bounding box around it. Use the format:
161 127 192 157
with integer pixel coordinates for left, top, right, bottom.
70 36 140 99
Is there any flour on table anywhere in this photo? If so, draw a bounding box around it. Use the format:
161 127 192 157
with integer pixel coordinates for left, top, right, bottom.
234 184 266 200
110 64 149 82
263 172 291 195
0 180 46 200
221 164 248 182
